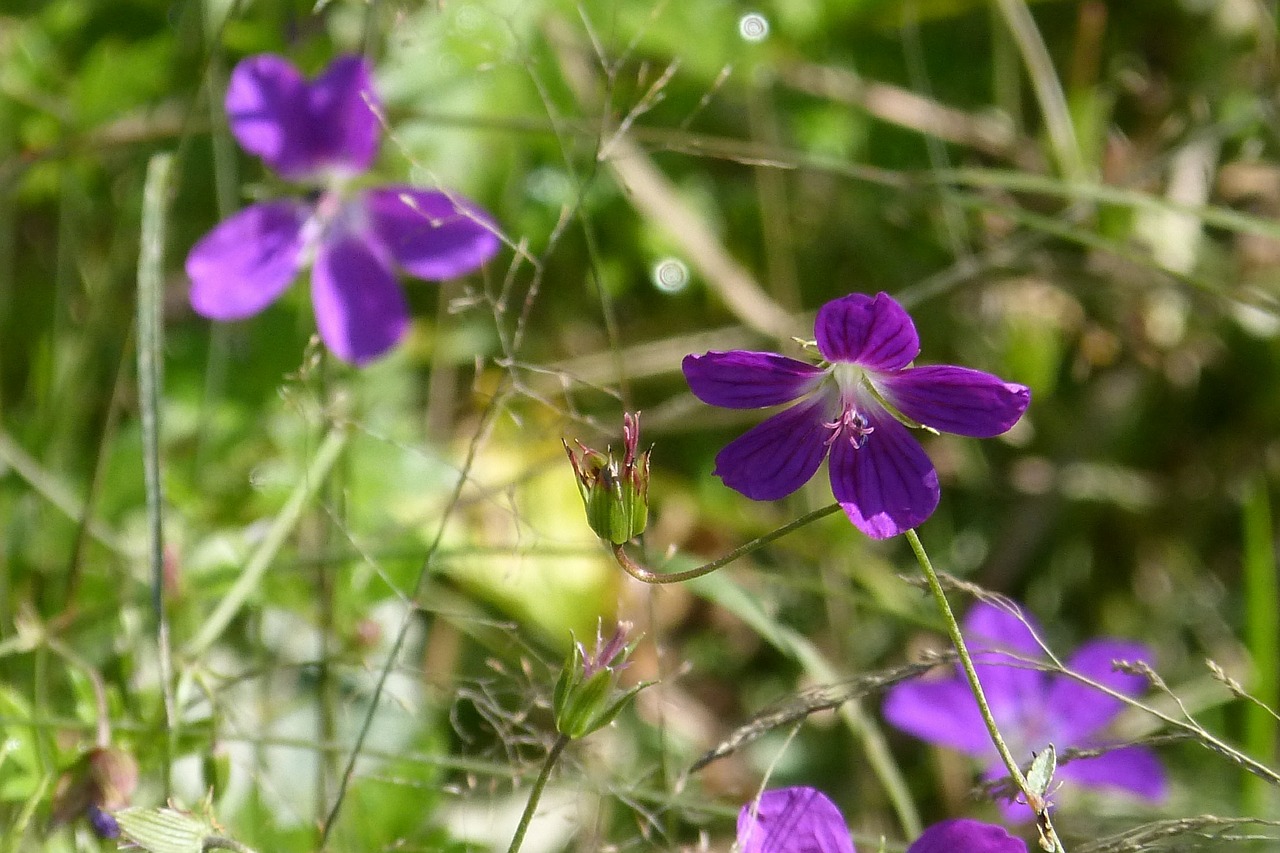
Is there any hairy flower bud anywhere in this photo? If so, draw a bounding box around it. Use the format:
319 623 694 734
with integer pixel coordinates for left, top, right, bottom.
51 746 139 839
552 622 644 739
563 412 652 545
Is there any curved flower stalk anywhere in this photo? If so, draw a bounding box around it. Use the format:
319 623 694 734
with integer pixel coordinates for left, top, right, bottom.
883 601 1168 817
737 786 1026 852
186 54 501 365
683 292 1029 538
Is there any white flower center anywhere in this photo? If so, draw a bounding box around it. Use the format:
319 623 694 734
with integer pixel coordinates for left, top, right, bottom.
823 362 875 448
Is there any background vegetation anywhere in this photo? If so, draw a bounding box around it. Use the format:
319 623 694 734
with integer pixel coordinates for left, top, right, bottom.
2 0 1279 850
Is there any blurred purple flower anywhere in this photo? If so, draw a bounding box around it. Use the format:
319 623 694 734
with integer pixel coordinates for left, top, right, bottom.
736 786 1026 852
682 292 1029 539
909 818 1027 853
882 601 1167 817
86 805 120 839
186 54 500 365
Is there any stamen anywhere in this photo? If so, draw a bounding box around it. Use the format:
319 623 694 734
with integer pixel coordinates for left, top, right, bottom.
823 405 874 448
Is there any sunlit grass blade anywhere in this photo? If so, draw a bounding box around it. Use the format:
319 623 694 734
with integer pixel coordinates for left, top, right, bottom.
1242 476 1278 816
137 151 176 797
185 425 349 659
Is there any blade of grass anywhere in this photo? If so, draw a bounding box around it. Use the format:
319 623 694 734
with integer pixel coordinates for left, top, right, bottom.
185 424 349 659
0 428 130 556
990 0 1086 181
1243 476 1279 816
137 151 176 797
938 166 1280 245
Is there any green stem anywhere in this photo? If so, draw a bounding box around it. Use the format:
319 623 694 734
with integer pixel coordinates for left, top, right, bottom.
138 152 175 797
903 529 1067 853
1241 476 1278 816
506 734 570 853
611 503 841 584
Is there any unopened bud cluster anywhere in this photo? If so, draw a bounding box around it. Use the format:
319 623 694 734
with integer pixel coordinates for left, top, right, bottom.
563 413 651 545
552 622 643 739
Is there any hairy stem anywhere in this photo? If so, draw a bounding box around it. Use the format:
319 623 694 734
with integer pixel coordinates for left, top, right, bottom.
904 529 1067 853
506 734 570 853
611 503 841 583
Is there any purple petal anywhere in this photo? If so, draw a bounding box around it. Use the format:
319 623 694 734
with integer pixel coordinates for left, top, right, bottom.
187 200 308 320
683 351 825 409
363 187 500 279
311 233 408 365
737 787 856 853
882 677 992 756
962 603 1050 733
227 54 379 179
1046 640 1153 742
994 794 1035 823
305 55 380 173
226 55 306 173
1056 745 1168 801
907 819 1026 853
87 805 120 840
712 395 832 500
828 410 938 538
876 365 1030 437
964 602 1044 659
815 292 919 370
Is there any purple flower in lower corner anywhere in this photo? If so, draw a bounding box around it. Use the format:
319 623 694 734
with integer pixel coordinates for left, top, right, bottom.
736 787 1026 853
682 292 1029 539
882 601 1168 817
186 53 500 365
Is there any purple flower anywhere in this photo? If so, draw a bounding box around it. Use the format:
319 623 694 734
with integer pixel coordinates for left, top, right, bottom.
186 54 500 365
682 292 1029 539
909 819 1027 853
86 805 120 839
882 601 1168 817
736 787 1026 853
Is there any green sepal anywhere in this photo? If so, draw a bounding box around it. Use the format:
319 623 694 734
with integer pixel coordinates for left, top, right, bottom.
555 667 616 739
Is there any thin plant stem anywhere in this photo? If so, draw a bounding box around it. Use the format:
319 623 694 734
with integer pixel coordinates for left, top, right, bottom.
903 529 1067 853
610 503 841 584
506 734 570 853
138 152 176 798
322 388 509 841
1242 475 1279 816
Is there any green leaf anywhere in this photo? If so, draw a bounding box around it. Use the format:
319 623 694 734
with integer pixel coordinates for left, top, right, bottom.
1027 744 1057 798
115 807 212 853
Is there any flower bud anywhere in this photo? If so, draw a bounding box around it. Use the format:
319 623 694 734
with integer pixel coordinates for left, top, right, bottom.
563 413 651 545
51 746 138 839
552 622 644 739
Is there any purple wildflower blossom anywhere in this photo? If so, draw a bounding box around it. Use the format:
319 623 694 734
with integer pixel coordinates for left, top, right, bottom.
186 54 500 365
736 787 1026 853
882 601 1167 817
682 292 1029 539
